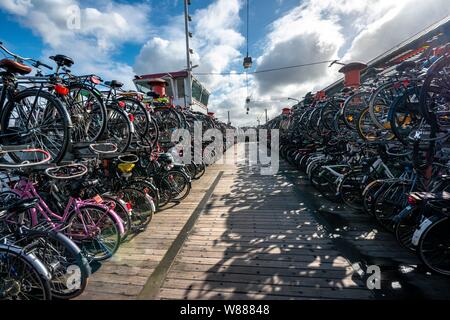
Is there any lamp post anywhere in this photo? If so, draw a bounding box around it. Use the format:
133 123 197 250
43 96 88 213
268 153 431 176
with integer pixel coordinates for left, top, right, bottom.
184 0 193 108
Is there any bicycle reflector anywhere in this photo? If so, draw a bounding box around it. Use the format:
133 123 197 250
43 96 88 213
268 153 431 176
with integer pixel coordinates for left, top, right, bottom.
407 195 417 205
128 114 135 122
54 84 69 95
93 194 103 204
118 101 126 108
125 202 133 211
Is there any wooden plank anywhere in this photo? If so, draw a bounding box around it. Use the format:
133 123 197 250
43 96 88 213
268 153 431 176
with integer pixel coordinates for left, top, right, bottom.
79 163 229 300
80 144 450 300
161 279 373 300
171 261 356 278
166 271 360 288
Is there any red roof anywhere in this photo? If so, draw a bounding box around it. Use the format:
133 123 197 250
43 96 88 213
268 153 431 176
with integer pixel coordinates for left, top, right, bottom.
137 71 188 80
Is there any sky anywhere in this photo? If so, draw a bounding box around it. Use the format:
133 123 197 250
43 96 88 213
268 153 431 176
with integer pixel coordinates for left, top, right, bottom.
1 0 449 126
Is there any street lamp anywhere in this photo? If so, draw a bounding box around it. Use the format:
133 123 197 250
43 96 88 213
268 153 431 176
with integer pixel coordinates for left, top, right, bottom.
184 0 193 109
243 56 252 69
243 0 252 69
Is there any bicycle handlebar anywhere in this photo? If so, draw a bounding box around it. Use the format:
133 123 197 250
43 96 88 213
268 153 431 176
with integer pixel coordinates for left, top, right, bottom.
33 60 53 71
0 42 32 61
0 42 53 71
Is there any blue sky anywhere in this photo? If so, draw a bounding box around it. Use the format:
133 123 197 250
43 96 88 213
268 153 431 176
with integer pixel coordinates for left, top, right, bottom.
1 0 449 125
0 0 299 73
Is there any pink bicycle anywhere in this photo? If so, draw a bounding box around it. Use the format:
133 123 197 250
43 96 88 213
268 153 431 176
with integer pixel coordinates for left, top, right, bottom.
7 163 124 261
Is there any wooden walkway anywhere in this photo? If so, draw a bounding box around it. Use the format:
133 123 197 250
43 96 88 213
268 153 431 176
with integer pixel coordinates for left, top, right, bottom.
79 143 450 300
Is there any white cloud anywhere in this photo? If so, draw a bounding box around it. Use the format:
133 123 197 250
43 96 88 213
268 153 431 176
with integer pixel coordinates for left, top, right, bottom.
0 0 151 87
2 0 449 126
133 0 244 91
250 0 450 125
343 0 450 62
133 0 248 125
0 0 33 15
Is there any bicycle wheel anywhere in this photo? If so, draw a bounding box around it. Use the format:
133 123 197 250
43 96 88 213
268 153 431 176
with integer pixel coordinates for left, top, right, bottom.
357 107 394 141
193 162 206 180
18 230 90 299
157 178 173 208
342 91 370 130
117 187 154 231
167 171 191 201
66 205 121 261
362 180 384 215
118 97 150 138
102 194 132 239
369 81 406 130
389 90 423 145
373 181 408 232
0 247 51 300
419 55 450 140
310 165 341 202
103 106 132 153
418 216 450 275
1 89 71 163
67 83 107 143
153 107 183 143
126 177 160 210
394 207 420 252
184 163 197 179
338 170 367 211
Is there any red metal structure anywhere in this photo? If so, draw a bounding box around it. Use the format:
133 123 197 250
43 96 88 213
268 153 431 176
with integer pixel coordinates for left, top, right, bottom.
338 62 367 88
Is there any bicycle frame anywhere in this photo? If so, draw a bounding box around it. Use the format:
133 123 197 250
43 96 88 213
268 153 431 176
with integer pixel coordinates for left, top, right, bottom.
10 178 124 237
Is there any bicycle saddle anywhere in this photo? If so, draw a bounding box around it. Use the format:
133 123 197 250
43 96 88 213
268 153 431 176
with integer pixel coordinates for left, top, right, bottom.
0 197 39 219
395 60 416 72
0 58 32 75
105 80 124 88
50 54 74 67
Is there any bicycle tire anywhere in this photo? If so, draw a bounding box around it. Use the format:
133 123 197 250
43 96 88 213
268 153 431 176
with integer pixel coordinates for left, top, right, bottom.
1 89 72 163
67 83 107 143
418 216 450 276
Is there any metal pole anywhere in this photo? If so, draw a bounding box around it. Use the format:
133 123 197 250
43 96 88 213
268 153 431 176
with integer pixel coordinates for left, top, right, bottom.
184 0 192 108
227 110 231 125
265 108 268 124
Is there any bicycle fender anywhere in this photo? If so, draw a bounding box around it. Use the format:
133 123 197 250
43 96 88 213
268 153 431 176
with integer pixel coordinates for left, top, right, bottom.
0 245 52 281
411 214 442 246
107 208 126 236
